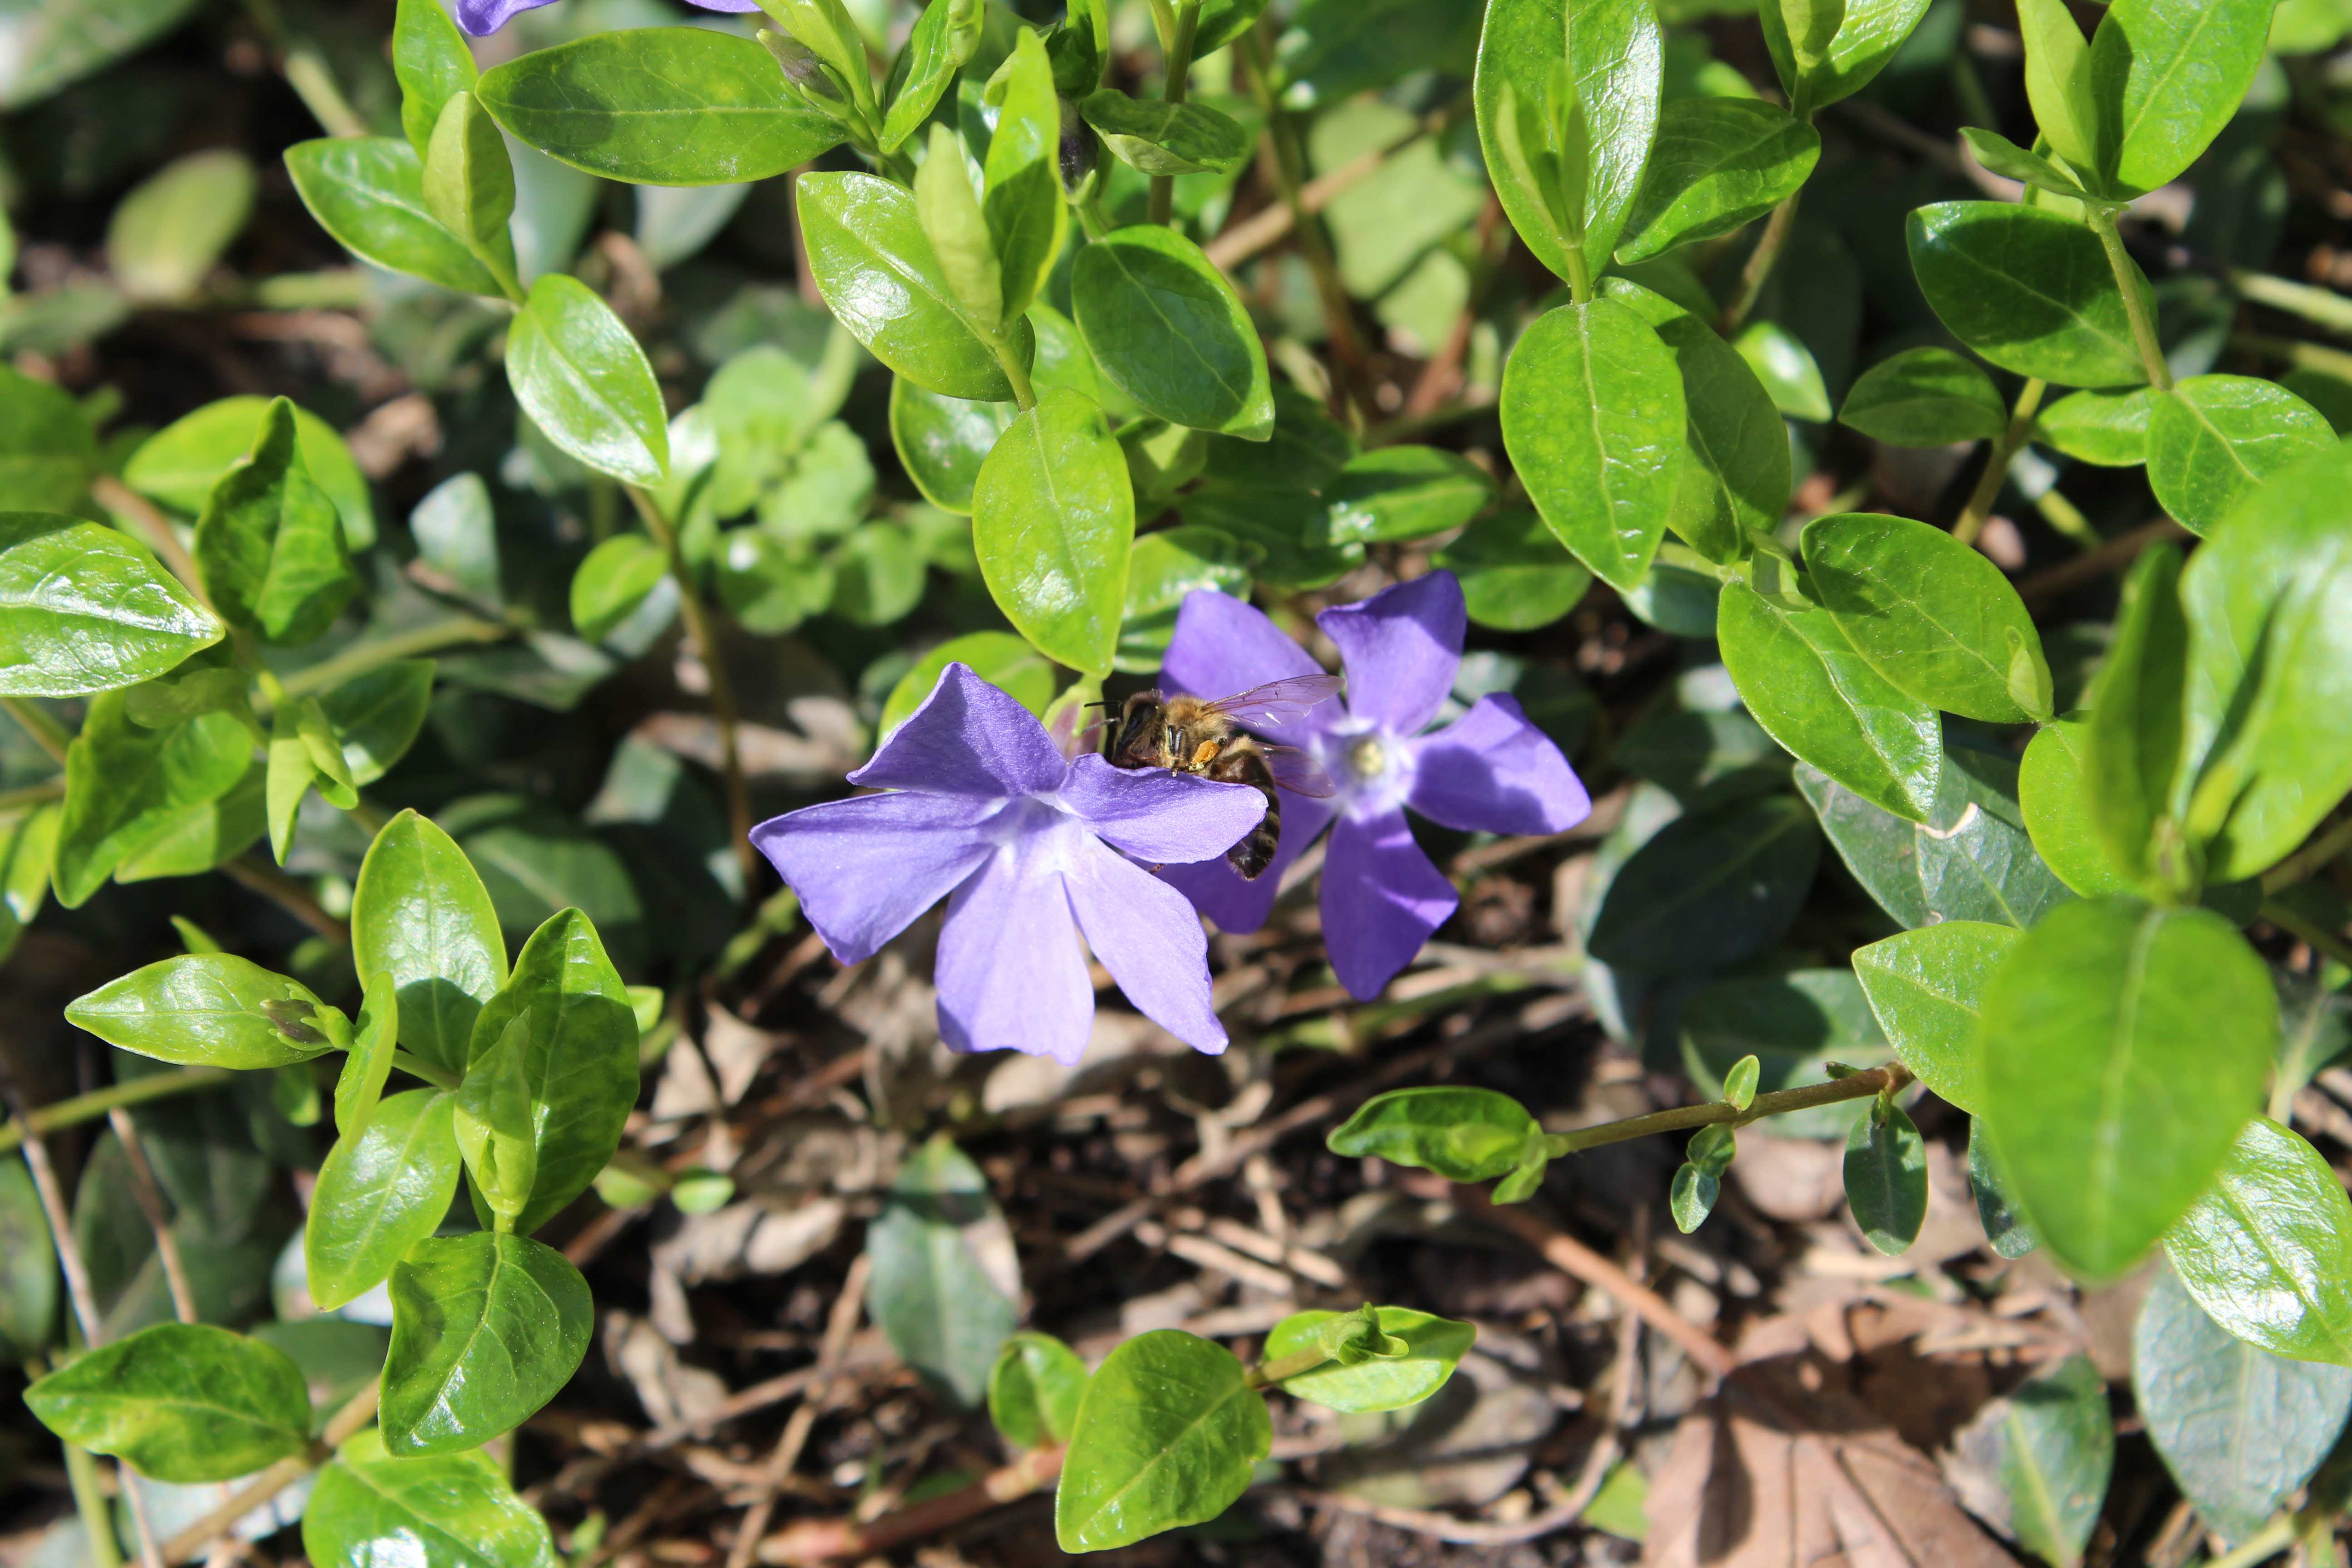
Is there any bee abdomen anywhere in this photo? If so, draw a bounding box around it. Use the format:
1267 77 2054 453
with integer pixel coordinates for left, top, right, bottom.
1210 746 1283 880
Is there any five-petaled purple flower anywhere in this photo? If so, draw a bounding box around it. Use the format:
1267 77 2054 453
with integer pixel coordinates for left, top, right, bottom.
751 664 1266 1066
1160 571 1592 1000
456 0 758 35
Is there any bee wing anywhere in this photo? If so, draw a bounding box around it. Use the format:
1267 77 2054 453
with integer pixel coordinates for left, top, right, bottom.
1202 673 1344 726
1260 745 1338 799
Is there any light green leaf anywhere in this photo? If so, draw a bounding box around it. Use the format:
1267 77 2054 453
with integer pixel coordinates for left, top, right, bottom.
1960 125 2103 202
2015 0 2103 177
1671 1162 1720 1233
2164 1115 2352 1366
422 92 519 298
1733 319 1832 422
193 397 356 647
1072 225 1274 441
305 1430 555 1568
50 691 253 905
1840 348 2008 447
353 809 509 1081
505 274 669 488
981 31 1067 325
1906 202 2147 388
2147 374 2335 537
1617 98 1818 265
394 0 478 161
1759 0 1931 114
2093 0 2275 195
1267 1307 1475 1413
880 0 984 153
106 150 255 306
67 954 339 1070
569 534 670 644
915 126 1001 338
333 971 401 1137
0 0 204 113
1326 1087 1540 1183
2036 388 2157 467
2019 719 2136 897
1080 90 1250 177
1852 923 2022 1115
284 138 504 298
2082 544 2188 893
125 395 375 550
971 387 1133 677
1431 509 1592 632
989 1331 1088 1450
306 1088 461 1313
1323 447 1495 545
0 514 222 696
25 1323 310 1483
1054 1330 1269 1552
320 661 437 787
381 1230 593 1456
867 1136 1019 1408
267 703 315 866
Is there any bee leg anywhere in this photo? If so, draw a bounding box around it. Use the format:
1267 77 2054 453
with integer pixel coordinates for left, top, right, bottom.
1208 748 1282 880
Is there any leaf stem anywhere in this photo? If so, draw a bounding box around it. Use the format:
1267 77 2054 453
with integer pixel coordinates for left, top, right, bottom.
62 1439 125 1568
2 697 72 764
218 856 349 943
1554 1064 1915 1155
1245 1344 1335 1389
1953 377 2047 547
2090 211 2173 392
1148 0 1202 227
0 1068 236 1156
390 1049 462 1091
992 333 1037 412
272 616 511 707
2205 1514 2296 1568
626 487 760 899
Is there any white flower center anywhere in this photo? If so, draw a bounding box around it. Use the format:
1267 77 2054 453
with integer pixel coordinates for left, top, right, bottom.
1315 719 1414 820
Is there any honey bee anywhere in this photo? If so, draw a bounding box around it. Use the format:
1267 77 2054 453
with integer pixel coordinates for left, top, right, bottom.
1102 675 1344 878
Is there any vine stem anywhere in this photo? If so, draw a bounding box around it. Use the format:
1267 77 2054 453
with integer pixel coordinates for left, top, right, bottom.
158 1380 382 1564
219 856 348 942
2091 211 2174 392
627 487 759 899
274 615 511 706
1719 128 1808 337
0 1068 235 1156
2 697 70 764
1148 0 1202 227
1239 25 1371 395
992 334 1037 412
1953 377 2047 547
1553 1063 1914 1155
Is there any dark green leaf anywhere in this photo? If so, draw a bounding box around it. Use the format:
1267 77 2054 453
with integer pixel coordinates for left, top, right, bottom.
1117 525 1254 674
1073 225 1274 441
126 396 375 550
1325 1088 1540 1182
67 955 338 1070
0 1160 56 1360
2147 374 2334 537
981 32 1065 325
1201 382 1355 494
1081 90 1251 177
382 1230 593 1455
1266 1308 1475 1413
354 810 508 1081
1906 202 2147 388
1432 509 1592 632
989 1331 1088 1450
320 661 437 787
1798 751 2073 929
971 387 1133 676
0 514 222 696
1617 98 1818 265
1178 485 1360 590
2094 0 2275 195
305 1430 555 1568
889 378 1018 515
1852 922 2022 1114
284 138 504 297
867 1137 1020 1408
1840 348 2008 446
1588 794 1820 973
394 0 478 161
569 534 669 644
2036 388 2156 466
1980 897 2275 1281
505 274 670 488
1323 447 1495 545
1951 1354 2113 1568
26 1323 310 1483
1844 1099 1928 1255
306 1088 460 1313
1055 1330 1269 1551
192 398 357 647
2165 1115 2352 1365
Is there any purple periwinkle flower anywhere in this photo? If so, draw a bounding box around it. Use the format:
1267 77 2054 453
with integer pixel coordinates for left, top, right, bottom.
455 0 759 36
750 664 1266 1066
1159 571 1592 1000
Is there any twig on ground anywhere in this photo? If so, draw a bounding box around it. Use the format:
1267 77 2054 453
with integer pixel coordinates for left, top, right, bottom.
105 1108 199 1325
725 1254 871 1568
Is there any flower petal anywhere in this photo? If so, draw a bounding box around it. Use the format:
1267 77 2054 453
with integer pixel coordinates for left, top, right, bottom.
1058 755 1266 863
1064 840 1228 1054
936 838 1094 1066
1159 793 1337 935
1321 809 1456 1000
1317 572 1466 736
750 794 998 966
850 662 1067 799
1162 589 1330 746
1408 694 1592 836
454 0 557 34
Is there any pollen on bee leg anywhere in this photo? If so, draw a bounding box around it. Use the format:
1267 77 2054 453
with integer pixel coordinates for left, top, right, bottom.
1192 740 1220 768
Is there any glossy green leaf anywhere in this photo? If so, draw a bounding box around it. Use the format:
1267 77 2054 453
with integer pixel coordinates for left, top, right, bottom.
422 92 519 297
50 692 253 905
2015 0 2103 177
1116 525 1254 673
570 534 669 643
2019 720 2134 897
1906 202 2147 388
2165 1115 2352 1366
125 396 375 550
1960 125 2103 203
1798 750 2072 929
1719 582 1942 823
394 0 478 161
1843 1098 1928 1256
333 971 401 1137
1201 383 1355 494
1617 99 1818 265
353 809 509 1081
1671 1162 1720 1232
26 1323 310 1483
1587 794 1820 973
284 138 504 298
67 955 338 1070
2147 374 2335 537
1054 1330 1269 1552
382 1230 593 1456
1733 320 1831 422
1266 1308 1475 1414
1178 485 1361 590
1759 0 1932 114
879 0 984 153
1073 225 1273 441
1326 1087 1540 1182
2094 0 2275 195
889 377 1018 514
2134 1266 2352 1544
1081 90 1252 177
2177 442 2352 882
2036 388 2156 466
0 1160 56 1360
307 1088 460 1313
506 274 669 488
0 0 204 112
0 802 57 965
454 1013 538 1230
1840 348 2008 446
1804 511 2052 723
1323 447 1494 545
478 28 843 186
0 514 222 696
799 171 1029 403
982 32 1065 325
867 1136 1019 1408
305 1430 556 1568
1980 897 2275 1282
989 1331 1088 1450
267 703 315 865
1953 1354 2113 1568
1680 969 1892 1138
1432 509 1592 632
193 397 356 647
971 387 1133 677
1194 0 1270 54
1852 923 2022 1115
2081 544 2187 893
1502 298 1686 592
320 661 437 786
1722 1056 1760 1112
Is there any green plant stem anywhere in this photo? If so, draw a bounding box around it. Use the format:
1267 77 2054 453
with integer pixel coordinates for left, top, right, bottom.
273 616 511 706
63 1439 125 1568
1246 1344 1336 1389
2229 268 2352 341
0 1068 238 1156
2265 815 2352 894
627 487 759 898
1553 1064 1915 1156
992 334 1037 412
2 698 71 764
159 1380 381 1565
1953 377 2047 546
2090 211 2173 392
239 0 367 138
2265 899 2352 975
1720 137 1807 336
390 1049 461 1091
0 778 63 812
1240 26 1369 388
219 856 348 942
2233 332 2352 381
1148 0 1203 227
2206 1515 2297 1568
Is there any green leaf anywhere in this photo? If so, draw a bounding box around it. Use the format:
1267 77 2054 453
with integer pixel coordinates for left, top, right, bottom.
1606 280 1790 565
2164 1115 2352 1366
1201 383 1355 494
505 274 669 488
422 93 519 298
867 1137 1020 1408
25 1323 310 1483
1733 320 1832 422
305 1430 555 1568
2093 0 2275 195
1803 511 2053 723
1839 348 2008 446
1325 1087 1540 1183
67 955 338 1070
125 396 375 550
569 534 670 644
1475 0 1663 285
0 0 204 112
1323 447 1495 545
880 0 984 152
1721 1056 1760 1111
1432 509 1592 632
1797 751 2073 929
2082 544 2188 892
1194 0 1271 54
284 138 504 298
1080 90 1252 177
881 634 1053 740
454 1014 539 1230
2015 0 2103 178
1960 125 2104 202
353 809 509 1081
1502 297 1686 592
2134 1266 2352 1544
971 387 1133 677
799 171 1030 403
193 397 358 646
267 703 315 865
1719 582 1943 823
1759 0 1931 114
306 1088 460 1313
1970 1119 2039 1258
478 29 843 186
1117 525 1255 673
0 802 57 965
50 691 254 905
914 128 1003 339
989 1331 1088 1450
1265 1308 1475 1413
1054 1330 1270 1552
1952 1353 2113 1568
0 514 222 696
1679 969 1892 1138
464 907 639 1235
394 0 478 161
715 529 830 635
1179 485 1361 590
0 366 98 513
2036 388 2156 467
981 32 1066 325
333 971 401 1137
382 1230 593 1456
106 149 256 306
0 1160 56 1360
1844 1098 1928 1256
1906 202 2147 388
1616 98 1818 266
320 661 437 786
1979 897 2276 1282
2147 374 2335 537
2019 720 2135 897
1671 1163 1720 1232
1587 794 1821 973
2176 442 2352 882
1073 225 1274 441
1852 922 2023 1115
